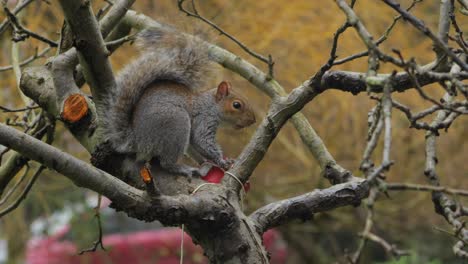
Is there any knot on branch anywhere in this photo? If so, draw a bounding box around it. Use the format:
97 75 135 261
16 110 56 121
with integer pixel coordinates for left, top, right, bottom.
335 188 357 198
322 164 352 184
195 208 235 230
322 71 365 95
432 191 457 217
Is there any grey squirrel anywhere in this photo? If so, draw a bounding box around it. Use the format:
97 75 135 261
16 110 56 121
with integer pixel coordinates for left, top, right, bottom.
99 28 256 178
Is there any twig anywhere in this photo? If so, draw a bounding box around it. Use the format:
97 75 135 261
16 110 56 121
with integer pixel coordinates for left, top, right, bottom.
0 112 48 192
360 107 384 172
364 232 409 259
104 33 136 50
0 163 30 205
336 0 405 74
96 0 113 20
382 0 468 72
334 0 422 66
350 188 378 263
449 2 468 54
0 0 35 35
367 161 394 182
177 0 275 78
390 99 466 133
386 183 468 196
0 165 45 218
0 105 40 113
327 21 352 67
79 194 106 254
3 6 58 47
406 60 465 115
0 46 52 72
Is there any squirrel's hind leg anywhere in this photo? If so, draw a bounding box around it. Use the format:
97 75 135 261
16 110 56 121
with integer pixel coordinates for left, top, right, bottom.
136 108 201 178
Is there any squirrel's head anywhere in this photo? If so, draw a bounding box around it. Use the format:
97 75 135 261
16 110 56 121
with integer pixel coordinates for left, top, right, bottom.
214 81 256 129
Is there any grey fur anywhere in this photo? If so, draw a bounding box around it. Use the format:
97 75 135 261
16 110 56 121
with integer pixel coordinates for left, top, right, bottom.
129 85 228 177
99 27 215 154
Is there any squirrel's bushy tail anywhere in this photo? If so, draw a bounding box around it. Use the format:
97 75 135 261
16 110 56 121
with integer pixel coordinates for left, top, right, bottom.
100 27 215 153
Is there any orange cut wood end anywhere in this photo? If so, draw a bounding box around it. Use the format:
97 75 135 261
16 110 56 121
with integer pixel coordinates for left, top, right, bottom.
61 94 89 123
140 166 152 184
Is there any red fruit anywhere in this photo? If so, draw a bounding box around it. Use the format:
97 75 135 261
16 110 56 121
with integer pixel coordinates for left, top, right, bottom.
201 165 251 193
201 166 224 183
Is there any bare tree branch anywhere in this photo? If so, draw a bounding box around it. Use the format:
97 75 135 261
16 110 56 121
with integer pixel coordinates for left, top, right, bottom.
0 165 44 218
177 0 275 78
99 0 135 38
2 5 57 47
0 122 146 208
57 0 116 103
333 0 423 66
386 183 468 196
0 0 35 35
78 195 106 254
250 179 369 233
0 46 52 72
0 163 30 204
382 0 468 72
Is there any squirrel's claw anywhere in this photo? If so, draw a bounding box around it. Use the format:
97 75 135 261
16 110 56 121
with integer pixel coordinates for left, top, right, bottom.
216 158 235 171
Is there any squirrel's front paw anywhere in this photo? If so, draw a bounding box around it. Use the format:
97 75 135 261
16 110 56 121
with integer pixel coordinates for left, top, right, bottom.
217 158 235 171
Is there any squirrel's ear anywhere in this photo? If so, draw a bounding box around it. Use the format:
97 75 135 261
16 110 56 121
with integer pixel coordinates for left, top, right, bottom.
216 81 231 102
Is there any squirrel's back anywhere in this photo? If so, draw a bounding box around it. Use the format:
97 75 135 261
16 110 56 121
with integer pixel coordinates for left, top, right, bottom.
100 28 215 153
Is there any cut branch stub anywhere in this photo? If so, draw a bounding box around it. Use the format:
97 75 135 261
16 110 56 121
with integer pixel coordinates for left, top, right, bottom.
61 93 89 124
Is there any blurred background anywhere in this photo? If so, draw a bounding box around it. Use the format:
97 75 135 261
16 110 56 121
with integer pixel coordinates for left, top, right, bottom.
0 0 467 263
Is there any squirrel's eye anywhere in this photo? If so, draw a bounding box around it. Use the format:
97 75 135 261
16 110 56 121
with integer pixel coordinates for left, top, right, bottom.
232 101 242 109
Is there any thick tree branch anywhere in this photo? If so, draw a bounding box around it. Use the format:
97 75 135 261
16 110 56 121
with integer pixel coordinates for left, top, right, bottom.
321 67 468 94
0 122 147 208
99 0 136 38
250 179 369 233
0 122 233 225
57 0 116 104
20 66 98 151
0 121 272 262
19 0 136 152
